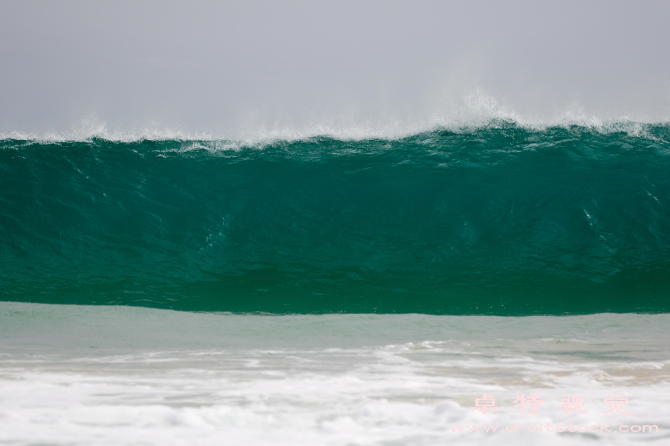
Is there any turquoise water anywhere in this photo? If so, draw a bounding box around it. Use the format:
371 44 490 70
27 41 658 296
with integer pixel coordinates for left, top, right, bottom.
1 123 669 314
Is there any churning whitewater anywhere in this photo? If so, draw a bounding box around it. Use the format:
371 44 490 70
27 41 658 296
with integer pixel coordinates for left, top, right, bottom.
1 122 669 314
0 302 668 446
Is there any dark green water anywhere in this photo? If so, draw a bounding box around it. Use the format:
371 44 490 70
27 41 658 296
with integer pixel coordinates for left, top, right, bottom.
1 123 669 314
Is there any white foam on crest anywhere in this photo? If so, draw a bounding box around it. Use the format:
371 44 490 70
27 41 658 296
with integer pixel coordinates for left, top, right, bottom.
1 91 667 145
0 116 215 144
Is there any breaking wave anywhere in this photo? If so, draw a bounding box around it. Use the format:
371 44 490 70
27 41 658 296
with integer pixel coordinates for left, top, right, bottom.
1 122 669 314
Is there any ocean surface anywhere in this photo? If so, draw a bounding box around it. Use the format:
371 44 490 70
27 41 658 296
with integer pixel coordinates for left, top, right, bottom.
1 122 669 314
0 303 668 445
1 121 669 445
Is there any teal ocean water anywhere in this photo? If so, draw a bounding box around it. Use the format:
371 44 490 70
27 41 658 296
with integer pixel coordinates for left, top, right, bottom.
1 122 669 314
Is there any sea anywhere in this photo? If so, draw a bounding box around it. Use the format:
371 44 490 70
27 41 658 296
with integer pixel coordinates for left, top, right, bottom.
1 121 669 445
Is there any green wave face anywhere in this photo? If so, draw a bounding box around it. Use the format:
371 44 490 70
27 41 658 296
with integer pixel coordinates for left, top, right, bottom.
1 124 669 314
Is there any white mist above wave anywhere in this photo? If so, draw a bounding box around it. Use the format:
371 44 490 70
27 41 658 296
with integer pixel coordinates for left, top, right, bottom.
1 303 668 446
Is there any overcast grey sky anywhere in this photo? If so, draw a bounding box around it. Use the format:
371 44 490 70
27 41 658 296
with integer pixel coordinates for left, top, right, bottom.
0 0 668 138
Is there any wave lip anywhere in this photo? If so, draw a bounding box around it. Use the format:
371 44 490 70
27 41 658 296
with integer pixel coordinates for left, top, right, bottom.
1 116 669 145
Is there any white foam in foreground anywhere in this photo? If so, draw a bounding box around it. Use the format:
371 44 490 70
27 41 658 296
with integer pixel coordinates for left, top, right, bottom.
0 302 668 445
